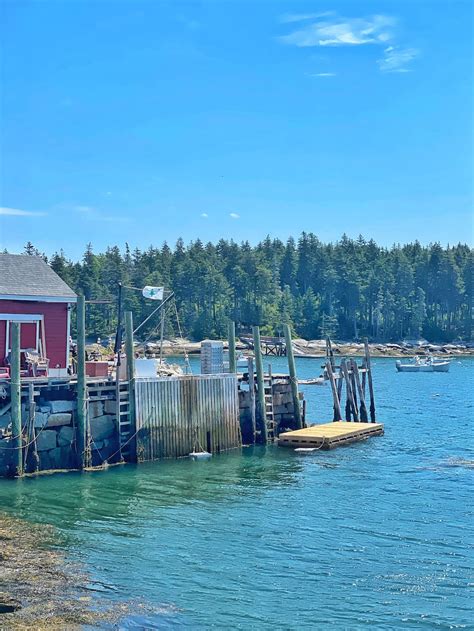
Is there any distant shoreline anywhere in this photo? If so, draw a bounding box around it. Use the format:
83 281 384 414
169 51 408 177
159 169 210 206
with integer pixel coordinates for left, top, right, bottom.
138 339 474 359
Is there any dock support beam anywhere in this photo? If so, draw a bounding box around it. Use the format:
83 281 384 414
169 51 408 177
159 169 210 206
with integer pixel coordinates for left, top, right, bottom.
10 322 23 476
125 311 137 460
284 324 302 429
76 295 88 468
252 326 267 443
364 339 376 422
228 321 236 373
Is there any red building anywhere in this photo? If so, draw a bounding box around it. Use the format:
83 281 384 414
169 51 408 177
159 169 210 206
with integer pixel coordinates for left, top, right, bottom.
0 254 77 377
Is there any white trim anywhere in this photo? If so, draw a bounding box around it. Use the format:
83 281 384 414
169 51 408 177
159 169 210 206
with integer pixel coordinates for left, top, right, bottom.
4 317 44 355
0 313 43 321
0 294 76 303
66 304 71 370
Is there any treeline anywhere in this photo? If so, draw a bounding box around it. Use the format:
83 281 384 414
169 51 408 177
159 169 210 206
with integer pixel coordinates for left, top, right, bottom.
23 235 473 342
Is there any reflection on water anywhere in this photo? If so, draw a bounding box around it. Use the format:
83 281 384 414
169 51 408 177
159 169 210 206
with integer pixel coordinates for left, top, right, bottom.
0 357 473 629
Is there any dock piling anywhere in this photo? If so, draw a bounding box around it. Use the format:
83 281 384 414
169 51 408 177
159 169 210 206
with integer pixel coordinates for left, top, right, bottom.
252 326 267 443
248 357 256 442
284 324 302 429
351 359 368 422
326 360 342 421
228 321 236 373
364 339 376 422
10 322 22 476
341 359 359 422
76 295 88 468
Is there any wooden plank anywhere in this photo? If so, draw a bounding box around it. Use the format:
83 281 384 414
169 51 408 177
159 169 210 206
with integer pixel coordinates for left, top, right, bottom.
278 421 384 449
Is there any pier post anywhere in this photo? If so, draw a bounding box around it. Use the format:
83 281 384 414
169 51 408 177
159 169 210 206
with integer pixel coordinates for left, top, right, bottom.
326 361 342 421
364 339 376 422
284 324 302 429
10 322 23 476
351 359 368 422
228 321 237 373
341 359 359 422
76 295 88 468
252 326 267 443
248 357 256 443
125 311 137 460
27 382 39 472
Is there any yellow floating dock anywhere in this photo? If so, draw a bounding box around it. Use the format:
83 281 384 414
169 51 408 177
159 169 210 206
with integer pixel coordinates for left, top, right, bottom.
278 422 384 450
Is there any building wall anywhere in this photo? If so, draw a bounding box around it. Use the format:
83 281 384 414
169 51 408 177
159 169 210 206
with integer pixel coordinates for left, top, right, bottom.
0 300 70 369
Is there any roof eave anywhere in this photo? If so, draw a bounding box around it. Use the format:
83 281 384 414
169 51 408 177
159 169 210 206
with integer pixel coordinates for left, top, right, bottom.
0 294 77 303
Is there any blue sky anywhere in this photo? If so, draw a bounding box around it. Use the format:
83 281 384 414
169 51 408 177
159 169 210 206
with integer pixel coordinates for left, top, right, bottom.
1 0 472 258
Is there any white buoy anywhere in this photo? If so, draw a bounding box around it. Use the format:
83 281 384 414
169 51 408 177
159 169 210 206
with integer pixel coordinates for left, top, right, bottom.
189 451 212 461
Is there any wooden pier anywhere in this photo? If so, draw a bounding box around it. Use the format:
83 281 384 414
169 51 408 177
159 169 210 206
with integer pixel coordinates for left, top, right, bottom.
278 421 384 450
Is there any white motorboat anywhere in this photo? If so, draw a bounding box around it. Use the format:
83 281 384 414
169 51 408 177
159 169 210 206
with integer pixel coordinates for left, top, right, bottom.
396 356 450 373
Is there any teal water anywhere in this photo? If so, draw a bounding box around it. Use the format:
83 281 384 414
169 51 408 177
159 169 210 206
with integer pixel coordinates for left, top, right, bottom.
1 357 473 629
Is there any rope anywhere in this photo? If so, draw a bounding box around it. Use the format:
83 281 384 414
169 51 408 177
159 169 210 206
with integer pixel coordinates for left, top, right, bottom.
173 299 192 375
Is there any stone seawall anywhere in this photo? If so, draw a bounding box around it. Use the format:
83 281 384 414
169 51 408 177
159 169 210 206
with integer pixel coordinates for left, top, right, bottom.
239 376 302 443
0 390 120 477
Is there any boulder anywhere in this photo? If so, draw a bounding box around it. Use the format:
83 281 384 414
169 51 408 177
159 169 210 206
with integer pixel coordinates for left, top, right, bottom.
34 412 49 428
36 430 57 451
89 401 104 418
46 413 72 428
90 415 115 441
48 447 64 469
58 425 75 447
104 399 117 414
47 400 76 413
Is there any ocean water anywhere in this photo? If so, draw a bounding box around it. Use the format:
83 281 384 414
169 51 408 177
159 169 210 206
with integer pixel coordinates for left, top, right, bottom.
1 357 473 629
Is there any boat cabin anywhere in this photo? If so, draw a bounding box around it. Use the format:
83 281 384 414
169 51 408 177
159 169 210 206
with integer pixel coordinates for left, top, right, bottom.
0 254 77 378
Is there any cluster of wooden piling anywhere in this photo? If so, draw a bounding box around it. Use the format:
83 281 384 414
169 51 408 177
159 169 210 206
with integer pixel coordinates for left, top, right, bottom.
228 322 303 444
324 338 376 423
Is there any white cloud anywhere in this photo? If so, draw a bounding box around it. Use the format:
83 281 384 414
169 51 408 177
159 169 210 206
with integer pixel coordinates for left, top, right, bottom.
229 213 240 219
377 45 419 72
280 12 335 24
308 72 336 77
0 207 46 217
280 14 396 48
201 212 209 218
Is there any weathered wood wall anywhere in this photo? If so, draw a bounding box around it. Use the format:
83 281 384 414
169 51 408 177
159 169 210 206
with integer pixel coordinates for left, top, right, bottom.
134 374 241 461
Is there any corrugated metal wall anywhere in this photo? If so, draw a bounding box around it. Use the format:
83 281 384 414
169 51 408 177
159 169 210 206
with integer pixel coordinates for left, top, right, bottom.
134 374 241 462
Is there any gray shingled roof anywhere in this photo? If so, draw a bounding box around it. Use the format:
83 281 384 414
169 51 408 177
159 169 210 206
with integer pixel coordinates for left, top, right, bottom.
0 254 77 299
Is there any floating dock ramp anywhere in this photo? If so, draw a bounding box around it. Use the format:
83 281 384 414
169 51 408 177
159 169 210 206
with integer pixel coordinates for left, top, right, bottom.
278 422 384 450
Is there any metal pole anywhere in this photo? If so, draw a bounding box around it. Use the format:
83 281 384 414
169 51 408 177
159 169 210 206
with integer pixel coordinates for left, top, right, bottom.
76 295 87 468
159 301 165 365
10 322 23 476
125 311 137 461
284 324 302 429
228 321 236 373
252 326 267 443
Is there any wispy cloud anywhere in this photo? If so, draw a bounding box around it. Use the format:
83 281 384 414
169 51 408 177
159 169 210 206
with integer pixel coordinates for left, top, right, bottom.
280 14 396 47
308 72 336 77
229 213 240 220
280 12 418 73
377 46 418 72
280 12 334 24
0 206 46 217
200 212 209 218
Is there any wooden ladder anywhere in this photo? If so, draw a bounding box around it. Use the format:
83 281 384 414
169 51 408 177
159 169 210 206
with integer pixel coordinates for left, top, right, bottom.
263 375 275 442
116 380 132 460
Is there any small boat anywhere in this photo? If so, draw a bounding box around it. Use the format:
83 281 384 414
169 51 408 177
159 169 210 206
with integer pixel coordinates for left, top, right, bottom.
396 356 450 373
298 377 325 386
223 352 250 371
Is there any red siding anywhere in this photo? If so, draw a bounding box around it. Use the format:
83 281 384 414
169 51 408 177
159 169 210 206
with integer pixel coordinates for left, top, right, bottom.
0 300 71 368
